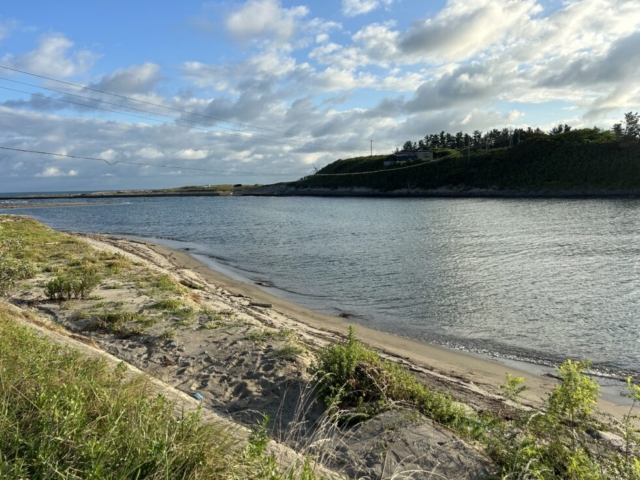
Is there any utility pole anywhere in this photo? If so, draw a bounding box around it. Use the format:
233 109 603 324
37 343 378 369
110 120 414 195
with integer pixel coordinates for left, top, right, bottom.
467 137 470 161
370 140 373 157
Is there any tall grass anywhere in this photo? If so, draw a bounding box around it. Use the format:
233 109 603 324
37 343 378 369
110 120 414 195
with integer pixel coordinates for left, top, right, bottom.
0 312 326 479
313 326 640 479
0 316 243 478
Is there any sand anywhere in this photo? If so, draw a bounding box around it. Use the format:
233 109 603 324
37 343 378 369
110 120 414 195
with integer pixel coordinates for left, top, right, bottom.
90 234 631 419
8 226 633 478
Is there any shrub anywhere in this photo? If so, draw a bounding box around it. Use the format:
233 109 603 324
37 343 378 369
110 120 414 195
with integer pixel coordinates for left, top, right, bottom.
44 269 101 301
487 361 640 479
313 326 466 426
0 258 36 295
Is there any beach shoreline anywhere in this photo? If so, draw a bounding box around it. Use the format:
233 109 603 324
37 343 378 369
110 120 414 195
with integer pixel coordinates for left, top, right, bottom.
96 234 630 416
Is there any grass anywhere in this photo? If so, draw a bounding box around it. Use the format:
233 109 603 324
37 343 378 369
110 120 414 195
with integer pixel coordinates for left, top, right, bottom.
0 312 239 479
314 326 640 479
248 328 295 344
150 298 184 311
0 309 327 479
274 342 305 360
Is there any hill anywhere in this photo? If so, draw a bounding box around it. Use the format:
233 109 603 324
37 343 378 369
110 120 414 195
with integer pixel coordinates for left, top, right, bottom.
263 129 640 197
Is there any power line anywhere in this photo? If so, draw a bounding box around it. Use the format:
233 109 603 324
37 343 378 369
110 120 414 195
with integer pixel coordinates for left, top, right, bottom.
0 82 397 154
0 145 297 177
0 64 305 139
0 85 320 150
0 76 313 145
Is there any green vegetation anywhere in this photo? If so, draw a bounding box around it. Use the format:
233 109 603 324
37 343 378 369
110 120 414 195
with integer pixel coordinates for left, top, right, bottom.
0 313 232 478
313 326 470 427
273 342 305 360
45 269 101 301
314 327 640 479
248 328 295 344
295 119 640 193
0 312 324 479
150 297 184 311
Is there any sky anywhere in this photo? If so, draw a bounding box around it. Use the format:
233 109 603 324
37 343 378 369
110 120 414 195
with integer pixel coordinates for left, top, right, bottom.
0 0 639 192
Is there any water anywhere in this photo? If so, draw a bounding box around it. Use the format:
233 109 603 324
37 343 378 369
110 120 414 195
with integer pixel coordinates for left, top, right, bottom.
7 196 640 376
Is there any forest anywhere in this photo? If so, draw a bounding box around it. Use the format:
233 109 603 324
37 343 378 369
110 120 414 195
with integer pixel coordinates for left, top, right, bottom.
293 112 640 193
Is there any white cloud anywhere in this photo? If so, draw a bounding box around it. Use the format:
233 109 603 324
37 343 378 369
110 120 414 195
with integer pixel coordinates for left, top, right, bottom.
398 0 540 62
175 149 208 160
1 32 99 77
225 0 308 44
137 147 164 159
92 63 162 94
342 0 393 17
35 167 78 177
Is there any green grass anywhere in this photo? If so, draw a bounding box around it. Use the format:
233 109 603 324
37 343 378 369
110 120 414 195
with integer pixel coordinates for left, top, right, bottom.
314 326 640 479
0 308 326 479
0 312 244 479
248 328 295 344
273 342 305 360
150 298 184 311
0 216 135 297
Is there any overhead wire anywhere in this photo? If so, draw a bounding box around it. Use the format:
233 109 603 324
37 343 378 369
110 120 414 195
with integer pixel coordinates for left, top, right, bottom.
0 85 319 149
0 64 304 138
0 146 297 177
0 64 515 178
0 76 314 145
0 78 398 154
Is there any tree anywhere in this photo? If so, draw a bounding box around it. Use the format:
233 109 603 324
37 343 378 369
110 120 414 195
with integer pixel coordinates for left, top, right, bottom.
402 140 414 151
612 122 623 137
623 111 640 138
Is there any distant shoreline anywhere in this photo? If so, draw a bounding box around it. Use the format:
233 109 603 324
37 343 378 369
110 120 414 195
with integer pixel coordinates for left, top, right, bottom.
4 185 640 201
238 184 640 199
0 191 224 201
0 201 120 209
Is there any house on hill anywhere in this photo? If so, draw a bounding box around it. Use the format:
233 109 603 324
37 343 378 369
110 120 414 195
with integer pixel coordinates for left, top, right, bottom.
384 149 433 167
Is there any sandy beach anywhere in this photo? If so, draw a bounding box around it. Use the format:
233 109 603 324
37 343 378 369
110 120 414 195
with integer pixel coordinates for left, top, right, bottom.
4 215 634 478
85 233 631 419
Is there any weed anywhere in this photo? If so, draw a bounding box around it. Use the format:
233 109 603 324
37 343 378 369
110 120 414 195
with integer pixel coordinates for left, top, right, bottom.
93 310 147 335
44 269 101 301
151 274 184 293
159 328 176 341
274 342 305 360
248 328 295 344
314 326 466 427
174 307 196 327
150 297 183 311
501 373 528 403
0 312 285 479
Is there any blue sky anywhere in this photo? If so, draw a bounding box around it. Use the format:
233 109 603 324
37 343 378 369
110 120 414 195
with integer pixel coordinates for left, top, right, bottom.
0 0 639 192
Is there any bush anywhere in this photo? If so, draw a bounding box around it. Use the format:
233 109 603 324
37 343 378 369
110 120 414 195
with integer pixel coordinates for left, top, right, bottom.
487 361 640 479
314 326 466 426
0 258 36 295
45 269 101 301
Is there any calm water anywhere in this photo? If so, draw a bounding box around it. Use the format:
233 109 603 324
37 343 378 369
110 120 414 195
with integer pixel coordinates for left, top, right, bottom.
9 196 640 375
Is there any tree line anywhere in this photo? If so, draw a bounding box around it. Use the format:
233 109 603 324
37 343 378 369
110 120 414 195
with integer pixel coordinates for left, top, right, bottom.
399 111 640 152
